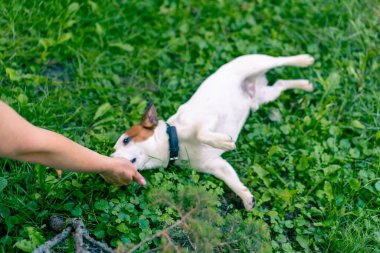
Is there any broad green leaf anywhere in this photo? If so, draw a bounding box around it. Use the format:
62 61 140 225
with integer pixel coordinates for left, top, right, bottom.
109 42 134 52
278 188 296 204
14 239 35 252
94 229 105 239
57 33 73 44
284 220 293 228
93 102 112 120
282 242 293 251
95 23 104 36
0 206 10 219
94 199 109 210
93 116 115 127
325 72 340 92
117 212 131 223
351 120 365 129
72 179 82 188
6 68 21 81
329 125 341 136
323 165 340 176
39 38 55 50
339 139 351 150
71 206 82 216
130 96 143 105
266 210 278 218
192 171 200 183
0 177 8 192
253 164 268 179
68 2 80 13
88 1 98 12
138 219 149 229
324 182 333 202
303 115 311 126
63 202 75 211
64 20 76 29
349 178 361 191
296 154 308 171
349 148 360 159
296 235 310 250
116 223 129 233
280 125 290 135
327 137 336 149
120 235 131 244
375 131 380 141
25 227 45 246
268 145 282 158
90 132 110 141
374 181 380 192
17 94 28 105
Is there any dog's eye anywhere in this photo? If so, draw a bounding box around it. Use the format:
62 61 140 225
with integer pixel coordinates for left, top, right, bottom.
123 137 132 145
130 158 137 163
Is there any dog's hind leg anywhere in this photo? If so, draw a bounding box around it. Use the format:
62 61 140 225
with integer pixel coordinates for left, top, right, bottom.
200 157 255 211
254 79 314 107
221 54 314 79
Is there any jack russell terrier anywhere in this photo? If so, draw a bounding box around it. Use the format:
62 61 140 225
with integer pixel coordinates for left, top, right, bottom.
112 54 314 211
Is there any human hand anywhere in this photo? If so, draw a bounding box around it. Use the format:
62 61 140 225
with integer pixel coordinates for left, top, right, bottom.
100 157 146 186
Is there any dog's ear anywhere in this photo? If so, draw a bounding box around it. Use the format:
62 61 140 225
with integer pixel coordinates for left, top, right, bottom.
141 102 158 129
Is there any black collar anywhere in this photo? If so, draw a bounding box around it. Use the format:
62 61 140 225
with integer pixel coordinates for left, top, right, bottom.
166 123 179 166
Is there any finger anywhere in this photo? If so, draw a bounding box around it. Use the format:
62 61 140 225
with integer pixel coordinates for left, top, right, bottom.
120 175 133 185
100 174 111 184
113 178 126 187
133 171 146 186
100 174 121 186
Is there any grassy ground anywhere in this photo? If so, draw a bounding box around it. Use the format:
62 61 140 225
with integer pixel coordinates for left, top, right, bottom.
1 0 379 252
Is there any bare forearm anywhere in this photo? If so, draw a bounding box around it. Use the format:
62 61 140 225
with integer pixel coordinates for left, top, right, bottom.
0 101 109 173
16 127 111 173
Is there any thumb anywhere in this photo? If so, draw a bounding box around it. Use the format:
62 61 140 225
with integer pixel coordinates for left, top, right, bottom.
133 170 146 186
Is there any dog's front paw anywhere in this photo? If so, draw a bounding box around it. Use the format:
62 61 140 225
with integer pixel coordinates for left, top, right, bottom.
213 134 236 151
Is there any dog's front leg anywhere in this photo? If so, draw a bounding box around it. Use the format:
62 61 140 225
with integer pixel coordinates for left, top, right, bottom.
196 116 236 151
201 157 255 211
174 113 236 150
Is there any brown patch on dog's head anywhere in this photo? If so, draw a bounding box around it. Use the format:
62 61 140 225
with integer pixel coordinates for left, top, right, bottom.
126 125 154 142
125 102 159 143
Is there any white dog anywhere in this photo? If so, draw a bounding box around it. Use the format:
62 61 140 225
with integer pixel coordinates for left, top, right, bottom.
112 54 314 211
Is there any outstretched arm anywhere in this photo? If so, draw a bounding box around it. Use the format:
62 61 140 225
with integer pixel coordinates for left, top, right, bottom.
0 101 145 186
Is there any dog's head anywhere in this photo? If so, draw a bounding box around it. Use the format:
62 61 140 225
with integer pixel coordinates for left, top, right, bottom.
112 103 167 169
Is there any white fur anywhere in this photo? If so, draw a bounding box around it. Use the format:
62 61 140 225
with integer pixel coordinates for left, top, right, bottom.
113 54 314 211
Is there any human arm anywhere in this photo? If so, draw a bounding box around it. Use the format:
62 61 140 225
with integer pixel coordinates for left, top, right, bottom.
0 101 145 186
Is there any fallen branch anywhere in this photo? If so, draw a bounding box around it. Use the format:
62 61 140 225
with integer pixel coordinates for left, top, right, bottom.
32 227 72 253
32 216 113 253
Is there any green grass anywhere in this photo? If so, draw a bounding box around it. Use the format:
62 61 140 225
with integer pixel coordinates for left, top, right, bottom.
1 0 379 252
